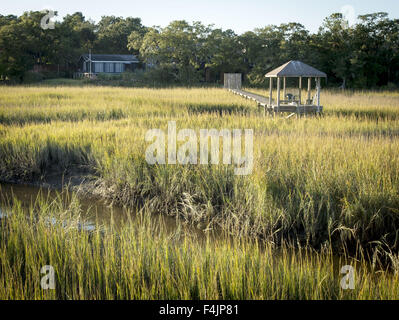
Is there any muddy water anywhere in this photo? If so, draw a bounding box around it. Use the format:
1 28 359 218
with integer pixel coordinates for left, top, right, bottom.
0 183 377 276
0 182 202 236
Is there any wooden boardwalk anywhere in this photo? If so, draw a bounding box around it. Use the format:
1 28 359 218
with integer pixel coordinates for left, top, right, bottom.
229 88 323 117
229 88 268 106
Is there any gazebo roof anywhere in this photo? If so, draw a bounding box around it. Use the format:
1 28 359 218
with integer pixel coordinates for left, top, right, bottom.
265 60 327 78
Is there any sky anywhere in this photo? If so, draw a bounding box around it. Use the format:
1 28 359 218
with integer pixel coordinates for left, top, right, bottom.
2 0 399 34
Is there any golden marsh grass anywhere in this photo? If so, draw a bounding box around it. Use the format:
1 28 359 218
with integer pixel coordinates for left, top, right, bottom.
0 85 399 299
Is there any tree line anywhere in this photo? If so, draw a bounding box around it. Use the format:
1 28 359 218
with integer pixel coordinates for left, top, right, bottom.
0 10 398 88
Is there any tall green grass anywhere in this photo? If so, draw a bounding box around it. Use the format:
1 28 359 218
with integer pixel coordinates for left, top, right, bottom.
0 86 398 255
1 191 399 300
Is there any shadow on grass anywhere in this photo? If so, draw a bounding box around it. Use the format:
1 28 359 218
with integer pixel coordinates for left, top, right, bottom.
326 109 399 121
0 108 127 126
187 103 253 116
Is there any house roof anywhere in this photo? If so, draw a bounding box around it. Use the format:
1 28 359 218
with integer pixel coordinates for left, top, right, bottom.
81 54 139 63
265 60 327 78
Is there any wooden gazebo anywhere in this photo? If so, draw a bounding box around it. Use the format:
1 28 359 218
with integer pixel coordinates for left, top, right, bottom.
265 60 327 117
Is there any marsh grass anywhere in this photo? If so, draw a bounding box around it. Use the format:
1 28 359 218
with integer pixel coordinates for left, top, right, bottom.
0 85 399 295
1 191 399 300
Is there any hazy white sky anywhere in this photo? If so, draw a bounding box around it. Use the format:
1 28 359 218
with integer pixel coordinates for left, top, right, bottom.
2 0 399 34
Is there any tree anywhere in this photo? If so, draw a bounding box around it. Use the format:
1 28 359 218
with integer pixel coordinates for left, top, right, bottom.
316 13 354 88
351 12 394 87
0 11 59 82
57 12 96 71
1 10 398 87
95 16 146 54
129 21 211 83
204 28 245 82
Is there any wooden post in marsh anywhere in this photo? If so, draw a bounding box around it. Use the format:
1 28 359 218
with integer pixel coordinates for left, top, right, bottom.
316 77 321 112
307 77 312 104
268 77 273 117
298 77 302 105
269 78 273 105
283 77 286 101
276 77 281 116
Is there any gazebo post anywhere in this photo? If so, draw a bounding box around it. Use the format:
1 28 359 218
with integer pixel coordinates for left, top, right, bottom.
268 78 273 106
276 77 281 116
298 76 302 105
316 77 321 112
307 77 312 105
268 77 273 117
283 77 286 101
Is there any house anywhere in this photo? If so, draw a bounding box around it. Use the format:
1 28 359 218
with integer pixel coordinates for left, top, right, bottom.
78 54 140 74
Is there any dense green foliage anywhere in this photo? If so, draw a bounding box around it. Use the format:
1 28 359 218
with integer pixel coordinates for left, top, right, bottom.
0 11 398 87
